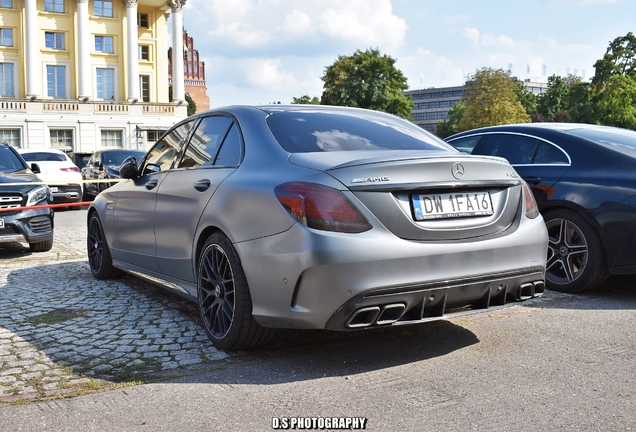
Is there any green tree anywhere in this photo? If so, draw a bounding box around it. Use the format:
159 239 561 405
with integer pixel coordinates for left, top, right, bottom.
516 82 538 117
536 75 571 120
596 74 636 129
566 81 598 124
458 68 530 131
435 102 466 138
321 48 413 119
291 95 320 104
168 86 197 116
592 32 636 88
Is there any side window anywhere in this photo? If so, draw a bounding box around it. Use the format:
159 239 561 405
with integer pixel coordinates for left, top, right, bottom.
143 120 195 174
480 134 538 165
179 116 233 168
447 136 481 154
215 124 242 167
532 141 569 164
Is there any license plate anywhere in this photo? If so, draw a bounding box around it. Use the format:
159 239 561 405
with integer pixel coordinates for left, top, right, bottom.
50 187 59 193
0 218 4 229
412 191 494 220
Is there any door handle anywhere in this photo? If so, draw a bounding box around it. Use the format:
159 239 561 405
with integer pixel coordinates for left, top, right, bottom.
523 176 541 185
145 180 158 190
194 179 211 192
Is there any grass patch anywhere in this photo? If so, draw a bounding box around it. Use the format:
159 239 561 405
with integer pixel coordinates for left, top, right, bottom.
24 309 88 325
10 398 31 406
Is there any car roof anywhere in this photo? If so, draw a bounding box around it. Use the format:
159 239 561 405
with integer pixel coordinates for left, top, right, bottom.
447 122 631 139
17 148 67 154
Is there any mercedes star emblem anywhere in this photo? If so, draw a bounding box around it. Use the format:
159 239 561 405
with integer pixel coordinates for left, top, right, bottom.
451 162 465 179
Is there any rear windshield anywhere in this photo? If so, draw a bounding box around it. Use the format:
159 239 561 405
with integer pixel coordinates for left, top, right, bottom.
20 152 67 162
266 110 454 153
565 127 636 158
0 145 28 173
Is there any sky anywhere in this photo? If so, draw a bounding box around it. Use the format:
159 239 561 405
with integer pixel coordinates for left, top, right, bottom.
174 0 636 108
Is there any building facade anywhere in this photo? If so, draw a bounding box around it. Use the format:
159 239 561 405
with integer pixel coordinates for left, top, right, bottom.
0 0 190 153
168 29 209 112
405 79 548 133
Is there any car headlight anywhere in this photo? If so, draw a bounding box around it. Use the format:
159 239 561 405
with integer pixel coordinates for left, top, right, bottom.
26 185 51 207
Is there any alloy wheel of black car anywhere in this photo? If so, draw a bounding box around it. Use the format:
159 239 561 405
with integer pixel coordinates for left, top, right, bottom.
87 213 122 280
544 209 608 293
197 232 274 350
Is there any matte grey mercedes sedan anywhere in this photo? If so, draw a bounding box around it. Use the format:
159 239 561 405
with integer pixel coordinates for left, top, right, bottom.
87 105 548 350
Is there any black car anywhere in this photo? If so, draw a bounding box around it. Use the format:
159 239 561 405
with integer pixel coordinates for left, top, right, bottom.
81 149 146 200
0 142 54 252
446 123 636 293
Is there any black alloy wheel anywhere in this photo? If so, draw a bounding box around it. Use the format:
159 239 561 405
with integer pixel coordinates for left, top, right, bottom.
544 209 608 293
87 213 121 279
197 232 274 350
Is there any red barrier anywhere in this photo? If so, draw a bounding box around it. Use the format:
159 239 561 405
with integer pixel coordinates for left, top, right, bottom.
0 201 92 213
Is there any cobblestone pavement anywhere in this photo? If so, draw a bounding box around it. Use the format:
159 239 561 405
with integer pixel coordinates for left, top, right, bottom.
0 223 230 403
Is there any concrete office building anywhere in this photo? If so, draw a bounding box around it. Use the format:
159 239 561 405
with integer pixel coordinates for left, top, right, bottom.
0 0 190 153
405 79 548 134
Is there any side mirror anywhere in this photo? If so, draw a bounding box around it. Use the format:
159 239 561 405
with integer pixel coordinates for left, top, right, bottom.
98 162 104 170
119 156 139 179
30 163 41 174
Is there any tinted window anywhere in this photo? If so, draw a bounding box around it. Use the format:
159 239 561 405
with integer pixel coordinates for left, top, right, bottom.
267 111 452 153
101 150 145 166
532 141 569 164
479 134 538 165
179 116 232 168
448 136 481 154
565 127 636 158
0 145 27 172
143 120 195 174
20 152 66 162
214 124 242 167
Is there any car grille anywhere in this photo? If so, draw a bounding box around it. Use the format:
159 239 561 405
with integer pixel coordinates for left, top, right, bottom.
0 194 23 216
29 216 53 233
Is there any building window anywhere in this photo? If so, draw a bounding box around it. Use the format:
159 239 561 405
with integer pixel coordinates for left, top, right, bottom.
50 129 73 152
146 130 162 143
0 0 12 9
138 12 149 28
101 130 122 147
96 68 115 100
44 0 64 13
46 65 66 98
45 32 65 50
138 45 149 61
95 36 114 53
0 63 13 97
139 75 150 102
94 0 113 18
0 28 12 46
0 129 19 147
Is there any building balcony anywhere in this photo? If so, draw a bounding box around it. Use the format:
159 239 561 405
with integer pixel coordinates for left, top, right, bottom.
0 98 187 116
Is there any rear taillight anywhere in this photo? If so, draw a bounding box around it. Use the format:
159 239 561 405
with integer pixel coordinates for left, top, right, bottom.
275 182 372 233
522 181 540 219
60 167 80 173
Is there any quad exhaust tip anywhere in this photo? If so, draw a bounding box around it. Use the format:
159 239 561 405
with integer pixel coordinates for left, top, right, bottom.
518 280 545 301
346 303 406 328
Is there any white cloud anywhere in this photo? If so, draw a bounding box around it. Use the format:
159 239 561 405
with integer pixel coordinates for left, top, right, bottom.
243 58 298 90
284 9 312 35
463 27 480 46
209 22 271 47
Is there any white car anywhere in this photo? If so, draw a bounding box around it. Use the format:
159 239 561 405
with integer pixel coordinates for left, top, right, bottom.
17 148 83 206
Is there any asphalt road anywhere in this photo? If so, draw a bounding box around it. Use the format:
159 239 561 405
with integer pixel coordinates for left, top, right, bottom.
1 208 635 431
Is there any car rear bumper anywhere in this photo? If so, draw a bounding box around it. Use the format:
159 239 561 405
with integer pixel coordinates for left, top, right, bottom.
51 184 82 203
236 215 548 330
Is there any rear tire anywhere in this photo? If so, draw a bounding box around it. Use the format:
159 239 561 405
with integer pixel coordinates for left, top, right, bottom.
197 232 275 350
29 239 53 252
87 212 122 279
544 208 609 293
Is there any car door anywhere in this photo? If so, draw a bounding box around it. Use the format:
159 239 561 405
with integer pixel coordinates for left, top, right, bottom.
111 119 197 272
473 133 571 206
153 115 242 283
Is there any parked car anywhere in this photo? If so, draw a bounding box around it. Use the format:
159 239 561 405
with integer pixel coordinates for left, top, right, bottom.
81 149 146 200
68 151 92 171
87 105 548 350
446 123 636 294
17 148 83 207
0 142 54 252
